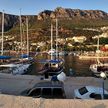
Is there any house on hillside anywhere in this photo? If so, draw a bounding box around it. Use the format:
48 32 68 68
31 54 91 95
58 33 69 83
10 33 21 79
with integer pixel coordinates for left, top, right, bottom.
72 36 86 43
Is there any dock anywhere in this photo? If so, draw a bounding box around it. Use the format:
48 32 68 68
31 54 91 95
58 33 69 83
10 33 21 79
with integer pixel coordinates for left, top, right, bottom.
0 73 108 107
0 94 108 108
0 73 107 98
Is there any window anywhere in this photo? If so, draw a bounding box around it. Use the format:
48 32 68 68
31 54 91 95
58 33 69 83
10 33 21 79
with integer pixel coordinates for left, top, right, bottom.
90 93 101 99
104 94 108 99
28 88 41 97
42 88 52 97
79 87 88 95
53 88 64 98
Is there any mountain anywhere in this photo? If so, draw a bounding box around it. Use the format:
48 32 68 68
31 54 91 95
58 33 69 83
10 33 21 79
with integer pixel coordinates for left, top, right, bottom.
37 7 108 20
0 7 108 40
0 12 19 31
0 7 108 31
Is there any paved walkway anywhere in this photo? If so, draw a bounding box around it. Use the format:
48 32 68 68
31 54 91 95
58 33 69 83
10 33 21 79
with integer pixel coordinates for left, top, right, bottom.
0 73 107 99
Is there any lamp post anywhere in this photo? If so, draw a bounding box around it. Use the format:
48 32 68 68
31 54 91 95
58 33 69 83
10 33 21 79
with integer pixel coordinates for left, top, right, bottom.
100 72 106 99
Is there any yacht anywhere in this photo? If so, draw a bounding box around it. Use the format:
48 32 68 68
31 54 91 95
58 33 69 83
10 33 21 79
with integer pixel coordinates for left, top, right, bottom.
42 19 64 76
90 36 108 77
11 63 30 75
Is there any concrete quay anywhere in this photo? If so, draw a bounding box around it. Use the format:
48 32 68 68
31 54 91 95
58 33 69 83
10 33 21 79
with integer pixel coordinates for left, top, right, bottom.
0 73 108 108
0 94 108 108
0 73 107 99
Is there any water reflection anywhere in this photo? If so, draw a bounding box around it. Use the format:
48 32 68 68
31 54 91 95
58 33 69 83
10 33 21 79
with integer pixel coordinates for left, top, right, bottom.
27 54 108 77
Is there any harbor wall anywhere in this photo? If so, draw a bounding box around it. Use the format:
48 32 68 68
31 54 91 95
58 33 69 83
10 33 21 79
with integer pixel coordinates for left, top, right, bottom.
0 94 108 108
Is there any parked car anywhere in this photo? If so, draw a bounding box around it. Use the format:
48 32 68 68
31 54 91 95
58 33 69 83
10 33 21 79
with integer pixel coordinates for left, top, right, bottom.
21 81 66 99
74 86 108 99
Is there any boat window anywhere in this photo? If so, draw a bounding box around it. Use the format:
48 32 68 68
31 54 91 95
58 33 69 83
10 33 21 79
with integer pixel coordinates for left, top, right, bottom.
42 88 52 97
79 87 88 95
28 88 41 97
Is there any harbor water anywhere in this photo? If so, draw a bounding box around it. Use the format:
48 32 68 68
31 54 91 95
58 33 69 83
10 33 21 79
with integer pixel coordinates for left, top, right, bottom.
27 53 108 77
1 53 108 77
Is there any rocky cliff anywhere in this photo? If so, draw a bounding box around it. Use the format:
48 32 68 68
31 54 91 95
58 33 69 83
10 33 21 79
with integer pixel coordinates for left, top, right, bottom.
0 7 108 32
37 7 108 20
0 12 19 31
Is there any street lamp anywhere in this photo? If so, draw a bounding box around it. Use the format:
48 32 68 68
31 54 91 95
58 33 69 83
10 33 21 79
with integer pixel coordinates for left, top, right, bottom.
100 72 106 99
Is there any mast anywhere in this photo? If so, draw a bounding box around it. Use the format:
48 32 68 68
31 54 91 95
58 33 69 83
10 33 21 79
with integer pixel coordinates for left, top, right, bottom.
97 35 99 51
97 36 100 64
26 16 29 56
51 23 53 60
22 23 25 50
56 18 58 60
19 9 23 55
1 10 4 55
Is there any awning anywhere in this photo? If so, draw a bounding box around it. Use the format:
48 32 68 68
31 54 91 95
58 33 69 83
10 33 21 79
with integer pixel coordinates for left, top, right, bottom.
38 59 63 64
20 54 29 58
48 59 63 63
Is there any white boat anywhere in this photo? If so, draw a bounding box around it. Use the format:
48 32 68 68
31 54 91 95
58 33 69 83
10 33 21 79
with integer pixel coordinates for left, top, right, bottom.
44 59 64 76
0 11 13 68
90 62 108 76
10 11 31 75
11 63 30 75
19 15 34 63
90 36 108 77
0 11 31 75
43 19 64 76
48 49 56 55
59 51 68 56
0 63 19 68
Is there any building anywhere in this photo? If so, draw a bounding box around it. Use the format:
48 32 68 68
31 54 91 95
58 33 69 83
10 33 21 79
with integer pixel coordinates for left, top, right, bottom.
72 36 86 43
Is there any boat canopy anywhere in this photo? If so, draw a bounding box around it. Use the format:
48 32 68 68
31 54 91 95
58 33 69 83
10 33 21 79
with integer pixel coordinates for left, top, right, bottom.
49 59 62 63
38 59 63 64
0 55 12 59
20 54 29 58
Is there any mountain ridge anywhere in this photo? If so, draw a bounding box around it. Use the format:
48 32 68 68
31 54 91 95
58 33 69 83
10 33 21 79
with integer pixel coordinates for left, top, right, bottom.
37 7 108 20
0 7 108 32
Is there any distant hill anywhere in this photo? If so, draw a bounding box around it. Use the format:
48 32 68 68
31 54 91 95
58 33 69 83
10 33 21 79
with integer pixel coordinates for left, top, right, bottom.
37 7 108 20
0 12 18 31
0 7 108 31
0 7 108 41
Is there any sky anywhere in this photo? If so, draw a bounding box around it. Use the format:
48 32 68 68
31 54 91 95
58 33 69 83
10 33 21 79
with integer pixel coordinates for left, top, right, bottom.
0 0 108 15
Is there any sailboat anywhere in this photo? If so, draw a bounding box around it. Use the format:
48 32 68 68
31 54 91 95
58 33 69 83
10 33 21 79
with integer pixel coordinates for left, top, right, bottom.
11 11 31 75
19 16 34 64
0 10 14 67
47 22 56 56
90 36 108 77
0 10 31 75
43 19 64 76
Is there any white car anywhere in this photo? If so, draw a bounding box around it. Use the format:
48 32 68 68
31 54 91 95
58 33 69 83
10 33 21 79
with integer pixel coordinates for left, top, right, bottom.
74 86 108 99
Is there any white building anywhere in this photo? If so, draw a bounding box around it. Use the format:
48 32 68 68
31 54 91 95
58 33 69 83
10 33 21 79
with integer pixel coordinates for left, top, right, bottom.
72 36 87 43
92 33 108 39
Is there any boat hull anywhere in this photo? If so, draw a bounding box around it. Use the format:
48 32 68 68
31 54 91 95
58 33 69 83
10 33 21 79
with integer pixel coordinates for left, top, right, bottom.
90 63 108 77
